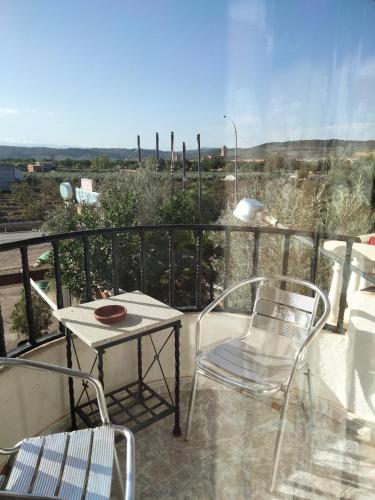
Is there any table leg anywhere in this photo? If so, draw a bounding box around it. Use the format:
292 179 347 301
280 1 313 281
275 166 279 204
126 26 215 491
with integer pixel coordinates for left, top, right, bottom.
66 328 77 430
97 349 105 389
173 322 182 436
137 337 143 400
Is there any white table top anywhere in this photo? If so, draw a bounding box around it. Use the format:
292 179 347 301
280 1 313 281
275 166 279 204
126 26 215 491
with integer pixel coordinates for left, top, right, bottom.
53 291 184 349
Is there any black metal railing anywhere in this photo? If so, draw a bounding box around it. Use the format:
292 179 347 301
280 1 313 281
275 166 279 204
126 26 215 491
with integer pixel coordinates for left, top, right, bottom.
0 224 373 358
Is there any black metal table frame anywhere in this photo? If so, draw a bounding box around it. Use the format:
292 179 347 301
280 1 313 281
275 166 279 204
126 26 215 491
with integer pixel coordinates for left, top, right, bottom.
65 319 182 436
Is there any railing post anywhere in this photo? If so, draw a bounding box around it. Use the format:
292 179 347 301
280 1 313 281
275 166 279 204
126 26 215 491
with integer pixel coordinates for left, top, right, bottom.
20 246 36 345
139 230 146 293
52 241 64 309
0 305 6 356
251 229 260 312
337 240 354 333
82 236 92 303
197 133 202 222
195 229 203 309
182 142 187 189
137 134 142 163
281 234 290 290
111 234 120 295
168 230 176 307
309 232 320 286
224 229 231 308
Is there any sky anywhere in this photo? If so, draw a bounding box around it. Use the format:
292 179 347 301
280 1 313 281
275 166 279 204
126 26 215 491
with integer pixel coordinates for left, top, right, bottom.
0 0 375 150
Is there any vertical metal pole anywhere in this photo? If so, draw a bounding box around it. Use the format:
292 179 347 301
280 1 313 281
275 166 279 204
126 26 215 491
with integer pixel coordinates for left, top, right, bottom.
137 134 141 163
139 230 146 293
156 132 159 172
168 230 176 307
66 328 77 430
0 305 6 356
224 116 238 204
52 240 64 334
173 321 182 436
97 349 105 389
197 133 202 222
52 241 63 309
251 229 260 312
182 141 187 189
42 163 46 212
20 246 35 344
337 240 354 333
310 232 320 287
195 229 203 309
281 235 290 290
82 236 92 303
137 337 143 400
224 229 231 308
170 131 174 195
170 131 175 174
111 234 120 295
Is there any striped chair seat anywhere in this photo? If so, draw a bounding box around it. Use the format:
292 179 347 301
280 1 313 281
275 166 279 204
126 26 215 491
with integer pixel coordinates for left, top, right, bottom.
197 336 298 393
3 427 115 500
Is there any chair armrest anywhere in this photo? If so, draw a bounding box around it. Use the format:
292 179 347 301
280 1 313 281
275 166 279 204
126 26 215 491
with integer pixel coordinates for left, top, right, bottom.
195 277 264 352
0 357 110 454
111 425 135 500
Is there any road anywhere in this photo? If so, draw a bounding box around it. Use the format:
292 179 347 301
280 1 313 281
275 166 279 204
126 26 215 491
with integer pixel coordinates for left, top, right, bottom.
0 230 45 244
0 231 49 272
0 231 53 351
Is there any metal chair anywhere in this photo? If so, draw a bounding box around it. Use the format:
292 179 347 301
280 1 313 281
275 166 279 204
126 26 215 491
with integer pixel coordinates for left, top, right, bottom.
184 275 330 492
0 357 135 500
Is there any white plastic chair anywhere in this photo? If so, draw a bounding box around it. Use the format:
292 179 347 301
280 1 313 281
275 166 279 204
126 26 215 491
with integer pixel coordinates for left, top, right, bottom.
0 358 135 500
184 275 330 492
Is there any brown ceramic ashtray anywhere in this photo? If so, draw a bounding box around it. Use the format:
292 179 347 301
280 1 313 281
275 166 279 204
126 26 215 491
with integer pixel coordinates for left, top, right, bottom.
94 305 127 324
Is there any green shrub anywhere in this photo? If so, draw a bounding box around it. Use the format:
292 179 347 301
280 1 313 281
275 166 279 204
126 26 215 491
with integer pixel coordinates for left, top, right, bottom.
11 290 52 338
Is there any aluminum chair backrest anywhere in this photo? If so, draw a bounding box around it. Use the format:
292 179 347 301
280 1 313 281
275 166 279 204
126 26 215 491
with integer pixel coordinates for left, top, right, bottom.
250 278 320 348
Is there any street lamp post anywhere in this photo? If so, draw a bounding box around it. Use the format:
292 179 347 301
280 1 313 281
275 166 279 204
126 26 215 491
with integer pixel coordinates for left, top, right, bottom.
224 115 238 204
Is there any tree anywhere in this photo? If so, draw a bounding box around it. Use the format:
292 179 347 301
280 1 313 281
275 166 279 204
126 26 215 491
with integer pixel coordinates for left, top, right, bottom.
93 155 111 170
11 290 52 338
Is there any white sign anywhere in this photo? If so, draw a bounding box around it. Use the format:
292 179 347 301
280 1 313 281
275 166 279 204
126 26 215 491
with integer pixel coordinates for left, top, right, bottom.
59 182 74 201
75 187 100 205
81 178 95 192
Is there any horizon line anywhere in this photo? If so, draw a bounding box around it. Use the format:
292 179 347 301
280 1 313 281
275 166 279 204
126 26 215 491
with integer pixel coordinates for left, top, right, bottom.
1 137 375 152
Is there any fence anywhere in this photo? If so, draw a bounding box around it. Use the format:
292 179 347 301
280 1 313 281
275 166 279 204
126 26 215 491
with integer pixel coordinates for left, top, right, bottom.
0 224 372 358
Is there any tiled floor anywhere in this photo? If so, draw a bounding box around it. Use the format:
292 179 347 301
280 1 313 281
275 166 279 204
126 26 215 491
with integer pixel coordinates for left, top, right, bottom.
116 378 375 499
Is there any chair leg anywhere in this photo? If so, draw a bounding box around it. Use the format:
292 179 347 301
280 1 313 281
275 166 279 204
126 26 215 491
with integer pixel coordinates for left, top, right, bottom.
270 391 291 493
113 447 126 499
184 369 199 441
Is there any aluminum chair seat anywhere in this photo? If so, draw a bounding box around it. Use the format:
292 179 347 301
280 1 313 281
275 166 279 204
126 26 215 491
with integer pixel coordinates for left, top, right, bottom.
4 427 116 500
197 336 300 394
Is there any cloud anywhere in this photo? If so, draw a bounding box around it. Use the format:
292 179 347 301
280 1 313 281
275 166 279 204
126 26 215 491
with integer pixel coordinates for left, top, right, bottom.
229 0 273 54
0 107 17 115
0 107 56 117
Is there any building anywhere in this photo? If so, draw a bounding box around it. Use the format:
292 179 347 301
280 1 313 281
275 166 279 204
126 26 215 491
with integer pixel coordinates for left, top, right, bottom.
207 145 227 160
0 164 23 191
27 161 55 173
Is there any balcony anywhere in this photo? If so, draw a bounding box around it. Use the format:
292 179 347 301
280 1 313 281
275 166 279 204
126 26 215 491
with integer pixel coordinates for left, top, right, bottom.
1 225 374 498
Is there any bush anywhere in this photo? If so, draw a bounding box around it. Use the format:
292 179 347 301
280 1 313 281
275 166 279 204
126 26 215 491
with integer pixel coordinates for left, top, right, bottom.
11 290 52 338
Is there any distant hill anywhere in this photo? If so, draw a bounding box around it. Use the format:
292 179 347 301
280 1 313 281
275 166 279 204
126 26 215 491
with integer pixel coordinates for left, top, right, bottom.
235 139 375 160
0 139 374 161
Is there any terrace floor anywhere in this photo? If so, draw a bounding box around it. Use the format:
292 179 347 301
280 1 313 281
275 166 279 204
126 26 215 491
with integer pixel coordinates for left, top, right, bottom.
116 378 375 500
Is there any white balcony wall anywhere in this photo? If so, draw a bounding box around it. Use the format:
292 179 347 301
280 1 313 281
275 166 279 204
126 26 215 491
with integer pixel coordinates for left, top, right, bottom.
1 305 374 466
